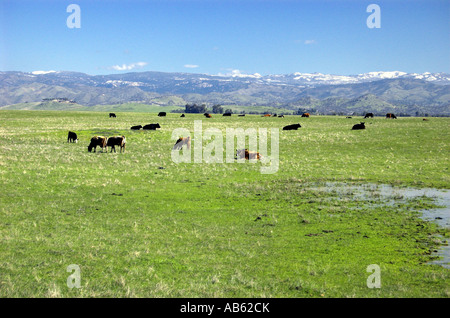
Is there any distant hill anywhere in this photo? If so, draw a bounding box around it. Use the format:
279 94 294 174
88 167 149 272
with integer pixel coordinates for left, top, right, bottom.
1 70 449 115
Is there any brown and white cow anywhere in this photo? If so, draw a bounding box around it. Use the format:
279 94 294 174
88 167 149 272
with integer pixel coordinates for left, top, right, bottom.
88 136 108 152
173 136 191 150
107 136 126 153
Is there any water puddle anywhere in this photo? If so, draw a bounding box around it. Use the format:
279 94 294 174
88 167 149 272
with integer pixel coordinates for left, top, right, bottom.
307 182 450 269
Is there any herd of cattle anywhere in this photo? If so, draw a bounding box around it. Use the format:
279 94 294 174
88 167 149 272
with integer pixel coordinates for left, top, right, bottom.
68 132 127 153
69 111 402 155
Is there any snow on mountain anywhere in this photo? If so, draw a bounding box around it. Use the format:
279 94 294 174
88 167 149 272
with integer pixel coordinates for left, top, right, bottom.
268 71 450 86
31 70 58 75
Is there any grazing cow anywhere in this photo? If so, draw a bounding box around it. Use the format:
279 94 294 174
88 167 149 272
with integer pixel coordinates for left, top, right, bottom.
352 122 365 130
88 136 108 153
263 114 271 117
301 113 310 117
283 123 301 130
278 115 284 118
130 125 142 130
272 114 277 117
106 136 126 153
158 112 166 117
109 113 116 118
67 131 78 143
386 113 397 119
180 114 185 117
223 113 232 116
236 149 262 160
204 113 212 118
173 136 191 150
364 113 374 118
238 114 245 117
143 123 161 130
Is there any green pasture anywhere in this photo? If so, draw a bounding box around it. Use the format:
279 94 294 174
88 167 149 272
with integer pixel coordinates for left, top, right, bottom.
0 110 449 297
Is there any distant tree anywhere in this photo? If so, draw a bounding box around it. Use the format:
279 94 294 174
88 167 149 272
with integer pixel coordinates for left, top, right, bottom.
224 109 233 114
185 103 208 113
212 104 223 114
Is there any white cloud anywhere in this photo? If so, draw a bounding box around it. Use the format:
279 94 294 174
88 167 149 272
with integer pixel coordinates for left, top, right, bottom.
110 62 148 71
184 64 199 68
304 40 317 45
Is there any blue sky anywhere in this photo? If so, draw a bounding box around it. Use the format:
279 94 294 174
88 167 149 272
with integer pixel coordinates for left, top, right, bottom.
1 0 449 76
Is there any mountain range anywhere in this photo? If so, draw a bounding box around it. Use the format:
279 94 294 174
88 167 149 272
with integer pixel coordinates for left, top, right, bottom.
1 70 449 115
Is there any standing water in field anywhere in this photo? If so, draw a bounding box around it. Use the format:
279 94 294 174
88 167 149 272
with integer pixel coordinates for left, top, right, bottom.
308 182 450 268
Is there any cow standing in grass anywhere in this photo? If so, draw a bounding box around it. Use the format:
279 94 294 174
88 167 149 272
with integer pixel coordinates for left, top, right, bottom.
173 136 191 150
386 113 397 119
364 113 374 118
109 113 116 118
107 136 126 153
88 136 108 152
67 131 78 143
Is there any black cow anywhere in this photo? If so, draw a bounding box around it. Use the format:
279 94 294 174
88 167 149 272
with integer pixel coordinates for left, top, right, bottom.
386 113 397 119
238 114 245 117
283 123 301 130
158 112 166 117
180 114 185 117
278 115 284 118
109 113 116 118
67 131 78 143
143 123 161 130
88 136 108 153
130 125 142 130
223 113 232 116
352 122 366 130
204 113 212 118
106 136 126 153
364 113 374 118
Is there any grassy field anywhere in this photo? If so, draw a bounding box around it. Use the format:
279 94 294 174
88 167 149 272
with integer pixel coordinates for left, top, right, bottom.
0 110 449 298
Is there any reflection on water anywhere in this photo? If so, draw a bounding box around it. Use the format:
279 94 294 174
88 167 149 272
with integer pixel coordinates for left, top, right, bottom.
308 182 450 269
